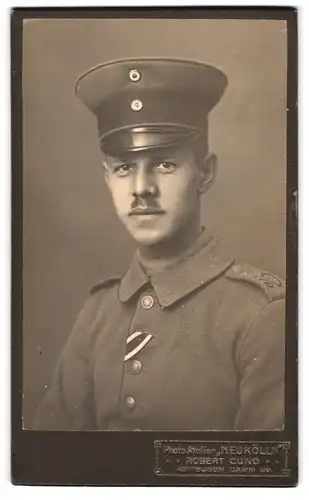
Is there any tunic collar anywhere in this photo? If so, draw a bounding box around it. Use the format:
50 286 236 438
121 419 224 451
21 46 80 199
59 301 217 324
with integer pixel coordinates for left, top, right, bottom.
118 232 234 308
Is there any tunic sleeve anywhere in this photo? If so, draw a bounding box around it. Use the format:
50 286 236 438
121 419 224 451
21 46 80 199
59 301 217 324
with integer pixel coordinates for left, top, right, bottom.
234 298 285 430
33 296 99 430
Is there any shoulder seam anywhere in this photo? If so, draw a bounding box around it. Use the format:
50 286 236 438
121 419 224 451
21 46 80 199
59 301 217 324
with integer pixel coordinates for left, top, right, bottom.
90 276 121 295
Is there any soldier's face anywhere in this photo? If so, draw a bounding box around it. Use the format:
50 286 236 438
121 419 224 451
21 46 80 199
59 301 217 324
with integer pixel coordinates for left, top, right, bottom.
103 145 216 247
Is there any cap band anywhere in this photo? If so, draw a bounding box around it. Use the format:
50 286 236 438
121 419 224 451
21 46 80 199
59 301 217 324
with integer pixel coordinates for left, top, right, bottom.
99 124 208 155
96 90 209 142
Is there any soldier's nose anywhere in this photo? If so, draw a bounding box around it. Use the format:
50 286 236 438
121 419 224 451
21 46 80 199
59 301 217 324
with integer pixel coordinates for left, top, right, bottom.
132 164 156 198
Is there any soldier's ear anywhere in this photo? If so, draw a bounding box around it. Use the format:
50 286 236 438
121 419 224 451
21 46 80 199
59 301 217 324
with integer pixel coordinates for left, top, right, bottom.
198 152 218 194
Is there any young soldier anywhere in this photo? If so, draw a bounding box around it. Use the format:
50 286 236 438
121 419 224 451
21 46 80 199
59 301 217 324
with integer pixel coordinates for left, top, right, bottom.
34 58 285 431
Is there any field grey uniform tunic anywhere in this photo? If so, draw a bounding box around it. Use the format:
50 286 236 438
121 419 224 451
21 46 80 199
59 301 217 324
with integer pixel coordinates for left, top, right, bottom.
34 232 285 431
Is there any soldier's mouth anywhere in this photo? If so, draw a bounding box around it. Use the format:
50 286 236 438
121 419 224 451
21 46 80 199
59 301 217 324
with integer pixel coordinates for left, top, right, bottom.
129 207 165 216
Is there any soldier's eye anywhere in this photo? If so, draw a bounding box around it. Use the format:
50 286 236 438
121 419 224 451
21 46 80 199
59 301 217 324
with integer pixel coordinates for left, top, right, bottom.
113 164 133 177
155 162 177 174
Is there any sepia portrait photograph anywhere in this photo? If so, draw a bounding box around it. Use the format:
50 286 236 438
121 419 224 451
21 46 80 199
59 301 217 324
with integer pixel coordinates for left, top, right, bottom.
12 8 297 486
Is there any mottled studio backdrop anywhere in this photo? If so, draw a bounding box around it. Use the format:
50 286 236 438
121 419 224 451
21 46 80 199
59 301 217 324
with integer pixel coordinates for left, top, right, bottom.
22 18 287 427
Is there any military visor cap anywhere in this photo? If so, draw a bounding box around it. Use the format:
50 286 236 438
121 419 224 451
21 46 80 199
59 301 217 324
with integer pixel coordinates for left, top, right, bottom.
75 57 228 155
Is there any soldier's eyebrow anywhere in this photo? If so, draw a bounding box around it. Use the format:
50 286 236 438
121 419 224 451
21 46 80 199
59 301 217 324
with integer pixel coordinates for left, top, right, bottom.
105 156 133 166
103 147 189 168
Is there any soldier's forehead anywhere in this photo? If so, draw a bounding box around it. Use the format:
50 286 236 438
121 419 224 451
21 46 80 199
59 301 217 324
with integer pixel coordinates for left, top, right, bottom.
103 144 194 162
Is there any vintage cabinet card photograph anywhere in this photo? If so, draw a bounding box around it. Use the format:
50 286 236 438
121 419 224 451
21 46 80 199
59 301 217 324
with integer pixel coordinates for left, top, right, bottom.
11 7 297 486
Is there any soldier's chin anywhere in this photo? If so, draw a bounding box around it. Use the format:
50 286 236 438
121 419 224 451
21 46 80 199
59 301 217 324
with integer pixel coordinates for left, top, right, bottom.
129 227 171 247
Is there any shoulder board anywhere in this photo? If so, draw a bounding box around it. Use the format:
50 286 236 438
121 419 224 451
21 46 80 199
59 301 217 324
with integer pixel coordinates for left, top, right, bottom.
225 263 285 301
90 276 121 295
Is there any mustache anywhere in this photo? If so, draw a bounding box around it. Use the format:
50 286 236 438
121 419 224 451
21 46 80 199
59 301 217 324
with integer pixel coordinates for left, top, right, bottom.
129 198 165 216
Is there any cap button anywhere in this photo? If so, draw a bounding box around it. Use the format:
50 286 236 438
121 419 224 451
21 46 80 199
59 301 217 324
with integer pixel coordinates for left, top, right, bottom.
129 69 141 82
131 99 143 111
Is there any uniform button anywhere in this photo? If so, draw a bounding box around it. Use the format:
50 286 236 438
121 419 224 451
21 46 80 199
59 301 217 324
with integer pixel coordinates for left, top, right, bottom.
141 295 154 309
131 359 142 375
125 396 136 410
129 69 141 82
